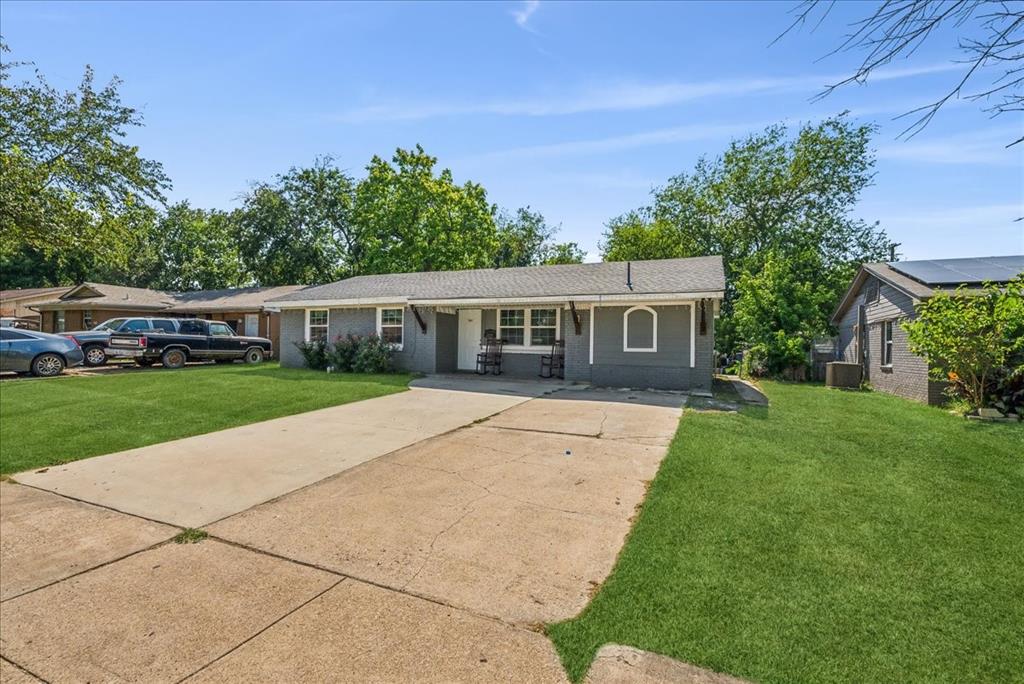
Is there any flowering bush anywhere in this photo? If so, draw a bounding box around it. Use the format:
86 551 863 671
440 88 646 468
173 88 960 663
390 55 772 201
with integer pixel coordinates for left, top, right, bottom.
294 339 329 370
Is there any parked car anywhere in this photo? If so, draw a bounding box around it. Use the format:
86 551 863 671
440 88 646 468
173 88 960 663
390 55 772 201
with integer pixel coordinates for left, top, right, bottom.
106 318 272 369
0 317 41 330
64 317 181 367
0 328 85 377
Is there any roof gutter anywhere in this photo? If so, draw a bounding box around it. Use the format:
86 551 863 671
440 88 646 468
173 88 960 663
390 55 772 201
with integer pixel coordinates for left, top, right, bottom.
269 290 725 310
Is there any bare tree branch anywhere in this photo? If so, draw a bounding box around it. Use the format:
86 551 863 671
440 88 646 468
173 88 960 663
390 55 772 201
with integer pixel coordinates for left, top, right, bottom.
777 1 1024 146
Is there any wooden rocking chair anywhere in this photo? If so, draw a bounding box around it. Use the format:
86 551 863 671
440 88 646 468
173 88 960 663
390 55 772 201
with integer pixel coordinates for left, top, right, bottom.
539 339 565 379
476 337 505 375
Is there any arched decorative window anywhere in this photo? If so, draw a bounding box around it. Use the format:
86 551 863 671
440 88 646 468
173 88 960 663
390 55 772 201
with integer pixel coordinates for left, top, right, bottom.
623 305 657 352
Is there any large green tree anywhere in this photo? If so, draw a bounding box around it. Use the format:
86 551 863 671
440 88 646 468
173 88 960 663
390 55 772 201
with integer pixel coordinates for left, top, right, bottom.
234 159 354 286
0 44 170 288
601 115 894 357
494 207 586 267
149 202 245 291
353 146 498 274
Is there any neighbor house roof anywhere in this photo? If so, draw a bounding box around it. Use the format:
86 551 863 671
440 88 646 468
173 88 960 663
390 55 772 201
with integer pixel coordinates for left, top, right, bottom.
0 286 74 303
831 255 1024 324
32 282 306 313
34 282 177 311
168 285 307 312
268 256 726 308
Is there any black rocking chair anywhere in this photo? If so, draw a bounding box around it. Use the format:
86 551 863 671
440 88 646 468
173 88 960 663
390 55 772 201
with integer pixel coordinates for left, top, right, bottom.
476 337 505 375
539 339 565 379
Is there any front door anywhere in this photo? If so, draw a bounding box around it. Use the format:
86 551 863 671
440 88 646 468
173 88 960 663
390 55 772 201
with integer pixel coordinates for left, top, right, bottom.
245 313 259 337
457 309 482 370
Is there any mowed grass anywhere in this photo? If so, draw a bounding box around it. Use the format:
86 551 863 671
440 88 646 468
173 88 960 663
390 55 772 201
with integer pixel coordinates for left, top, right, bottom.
548 382 1024 684
0 363 412 474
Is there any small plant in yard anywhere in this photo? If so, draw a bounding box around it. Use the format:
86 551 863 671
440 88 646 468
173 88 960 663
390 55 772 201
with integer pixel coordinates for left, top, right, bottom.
173 528 208 544
295 339 329 370
903 275 1024 414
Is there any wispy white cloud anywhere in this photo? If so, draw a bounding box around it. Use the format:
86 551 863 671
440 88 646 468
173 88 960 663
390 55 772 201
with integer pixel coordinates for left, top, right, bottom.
511 0 540 32
334 62 963 123
462 122 762 163
876 126 1024 165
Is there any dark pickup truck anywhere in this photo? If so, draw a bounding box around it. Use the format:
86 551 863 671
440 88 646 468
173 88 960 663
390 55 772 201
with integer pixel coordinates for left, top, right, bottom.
107 318 273 369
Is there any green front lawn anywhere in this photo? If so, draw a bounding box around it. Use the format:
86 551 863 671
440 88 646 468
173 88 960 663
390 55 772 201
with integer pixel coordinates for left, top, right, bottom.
549 382 1023 684
0 363 412 474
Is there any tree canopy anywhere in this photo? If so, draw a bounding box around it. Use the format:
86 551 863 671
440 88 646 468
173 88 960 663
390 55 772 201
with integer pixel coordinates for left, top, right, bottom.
0 43 170 286
601 115 894 357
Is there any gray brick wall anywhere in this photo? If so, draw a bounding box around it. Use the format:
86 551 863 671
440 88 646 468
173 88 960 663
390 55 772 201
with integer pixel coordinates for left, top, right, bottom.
278 309 306 368
563 308 590 383
866 318 944 404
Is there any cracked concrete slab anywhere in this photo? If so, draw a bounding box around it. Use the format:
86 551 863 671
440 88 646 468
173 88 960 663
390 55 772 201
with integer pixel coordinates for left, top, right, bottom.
186 579 567 683
482 393 683 445
0 482 174 601
0 540 337 683
209 423 667 624
13 388 527 528
586 645 750 683
0 659 41 683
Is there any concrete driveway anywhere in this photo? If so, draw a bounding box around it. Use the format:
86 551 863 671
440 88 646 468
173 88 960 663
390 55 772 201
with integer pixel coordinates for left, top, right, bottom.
1 382 685 682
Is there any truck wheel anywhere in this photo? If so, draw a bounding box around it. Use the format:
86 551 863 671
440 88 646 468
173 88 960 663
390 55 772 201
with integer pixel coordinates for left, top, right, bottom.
32 353 65 377
161 348 187 369
83 345 107 367
244 348 265 364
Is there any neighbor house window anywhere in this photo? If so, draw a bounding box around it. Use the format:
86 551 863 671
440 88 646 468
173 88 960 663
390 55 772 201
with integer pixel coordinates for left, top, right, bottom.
377 307 404 349
55 311 66 333
882 321 894 366
306 309 329 342
83 310 94 328
623 305 658 352
498 308 559 348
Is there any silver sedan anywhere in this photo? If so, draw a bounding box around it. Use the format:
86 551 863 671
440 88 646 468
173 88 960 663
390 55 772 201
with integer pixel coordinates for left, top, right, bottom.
0 328 86 377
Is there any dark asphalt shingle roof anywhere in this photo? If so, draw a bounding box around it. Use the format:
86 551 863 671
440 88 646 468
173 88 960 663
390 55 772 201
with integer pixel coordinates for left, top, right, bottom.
270 256 726 303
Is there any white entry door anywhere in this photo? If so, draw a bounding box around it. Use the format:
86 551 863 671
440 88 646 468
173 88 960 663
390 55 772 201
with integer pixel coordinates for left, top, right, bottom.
457 309 482 370
245 313 259 336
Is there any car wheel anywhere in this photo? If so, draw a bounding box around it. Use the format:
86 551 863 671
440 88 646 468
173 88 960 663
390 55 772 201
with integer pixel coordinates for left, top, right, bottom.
32 353 65 377
83 345 107 367
161 348 187 369
244 348 265 364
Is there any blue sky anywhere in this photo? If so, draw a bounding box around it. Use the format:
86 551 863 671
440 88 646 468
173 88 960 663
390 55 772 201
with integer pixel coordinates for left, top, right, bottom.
3 0 1022 261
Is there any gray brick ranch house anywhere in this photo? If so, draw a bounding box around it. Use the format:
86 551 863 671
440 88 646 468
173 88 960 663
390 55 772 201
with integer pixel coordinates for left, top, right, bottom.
269 256 725 392
831 255 1023 404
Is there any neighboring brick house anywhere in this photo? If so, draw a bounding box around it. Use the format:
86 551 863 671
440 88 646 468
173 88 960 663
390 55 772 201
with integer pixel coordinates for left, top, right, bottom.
31 282 306 355
268 256 725 392
831 256 1024 404
0 286 73 327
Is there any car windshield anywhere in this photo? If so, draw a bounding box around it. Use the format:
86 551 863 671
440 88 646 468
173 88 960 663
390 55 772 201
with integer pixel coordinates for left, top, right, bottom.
93 318 127 331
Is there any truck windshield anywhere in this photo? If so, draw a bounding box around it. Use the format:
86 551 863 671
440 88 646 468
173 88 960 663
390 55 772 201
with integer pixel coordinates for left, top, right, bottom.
93 319 127 331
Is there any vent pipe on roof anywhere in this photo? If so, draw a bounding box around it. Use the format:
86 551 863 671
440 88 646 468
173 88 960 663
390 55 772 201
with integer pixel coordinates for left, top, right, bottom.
626 261 633 290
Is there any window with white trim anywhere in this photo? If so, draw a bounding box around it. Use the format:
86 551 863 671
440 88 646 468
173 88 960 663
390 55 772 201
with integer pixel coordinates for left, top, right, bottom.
306 309 329 342
377 307 404 349
55 310 66 333
882 320 893 366
497 308 559 349
623 305 657 352
83 310 94 328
